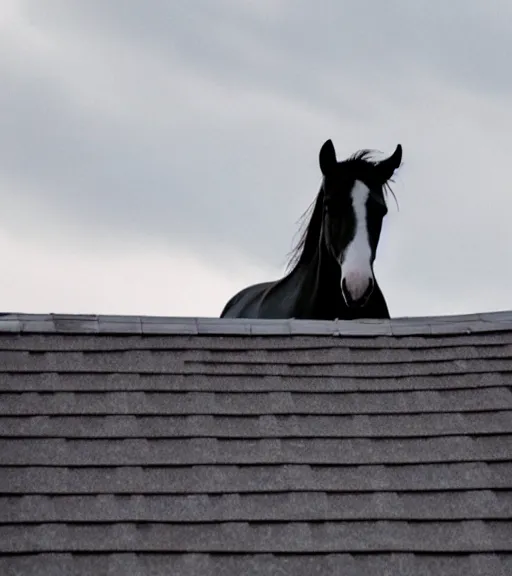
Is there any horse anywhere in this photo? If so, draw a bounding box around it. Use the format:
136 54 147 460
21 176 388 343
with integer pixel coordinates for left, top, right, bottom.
220 139 402 320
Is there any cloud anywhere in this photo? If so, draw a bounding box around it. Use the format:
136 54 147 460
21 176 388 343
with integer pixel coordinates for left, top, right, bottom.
1 0 511 317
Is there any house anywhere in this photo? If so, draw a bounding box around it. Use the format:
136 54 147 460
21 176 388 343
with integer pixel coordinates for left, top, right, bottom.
0 311 511 575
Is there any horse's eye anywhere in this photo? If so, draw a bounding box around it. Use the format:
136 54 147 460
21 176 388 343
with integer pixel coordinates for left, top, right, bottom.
368 192 388 215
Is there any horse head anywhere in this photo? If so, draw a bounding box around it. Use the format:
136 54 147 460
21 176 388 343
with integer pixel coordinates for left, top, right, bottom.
318 139 402 308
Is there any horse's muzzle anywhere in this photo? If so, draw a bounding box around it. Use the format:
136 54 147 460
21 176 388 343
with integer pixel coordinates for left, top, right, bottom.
341 276 374 308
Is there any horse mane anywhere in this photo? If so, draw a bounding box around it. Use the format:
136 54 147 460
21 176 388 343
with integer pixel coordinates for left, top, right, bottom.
349 149 399 206
286 184 325 272
285 149 399 272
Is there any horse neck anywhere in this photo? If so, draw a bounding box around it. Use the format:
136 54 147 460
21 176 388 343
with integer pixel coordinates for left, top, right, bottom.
273 187 342 318
284 230 341 318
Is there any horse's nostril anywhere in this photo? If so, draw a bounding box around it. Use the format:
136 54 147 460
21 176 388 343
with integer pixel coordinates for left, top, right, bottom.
365 278 374 298
341 278 353 306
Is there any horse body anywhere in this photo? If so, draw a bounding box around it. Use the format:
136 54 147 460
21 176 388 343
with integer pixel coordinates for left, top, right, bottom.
220 139 401 321
220 256 389 320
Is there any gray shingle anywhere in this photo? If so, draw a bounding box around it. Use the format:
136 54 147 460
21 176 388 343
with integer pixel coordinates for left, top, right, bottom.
2 348 512 376
2 412 511 438
1 463 510 494
1 520 511 553
1 388 511 416
98 316 143 334
2 371 510 393
1 435 510 466
0 553 511 576
141 317 200 335
164 343 512 363
3 331 512 352
52 315 100 333
0 312 511 572
2 491 510 522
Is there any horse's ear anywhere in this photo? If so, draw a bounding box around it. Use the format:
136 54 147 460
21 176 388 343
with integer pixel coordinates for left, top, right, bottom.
319 139 337 175
378 144 402 181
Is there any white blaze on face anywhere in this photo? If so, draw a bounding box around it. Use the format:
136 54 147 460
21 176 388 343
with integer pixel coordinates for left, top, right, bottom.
340 180 373 303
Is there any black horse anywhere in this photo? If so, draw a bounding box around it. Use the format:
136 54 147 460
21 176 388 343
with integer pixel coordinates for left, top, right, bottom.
220 139 402 320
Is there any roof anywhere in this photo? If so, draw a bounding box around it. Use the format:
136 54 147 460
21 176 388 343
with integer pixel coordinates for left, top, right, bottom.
0 311 511 575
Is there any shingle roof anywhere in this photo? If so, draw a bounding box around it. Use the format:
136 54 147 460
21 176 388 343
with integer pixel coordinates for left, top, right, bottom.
0 311 511 575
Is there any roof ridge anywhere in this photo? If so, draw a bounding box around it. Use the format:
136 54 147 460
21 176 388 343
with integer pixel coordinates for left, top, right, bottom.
0 310 512 337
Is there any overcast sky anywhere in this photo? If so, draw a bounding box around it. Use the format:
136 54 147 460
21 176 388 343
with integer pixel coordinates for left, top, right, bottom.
1 0 511 319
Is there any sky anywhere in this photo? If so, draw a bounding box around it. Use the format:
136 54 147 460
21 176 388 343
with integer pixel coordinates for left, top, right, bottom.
1 0 512 319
